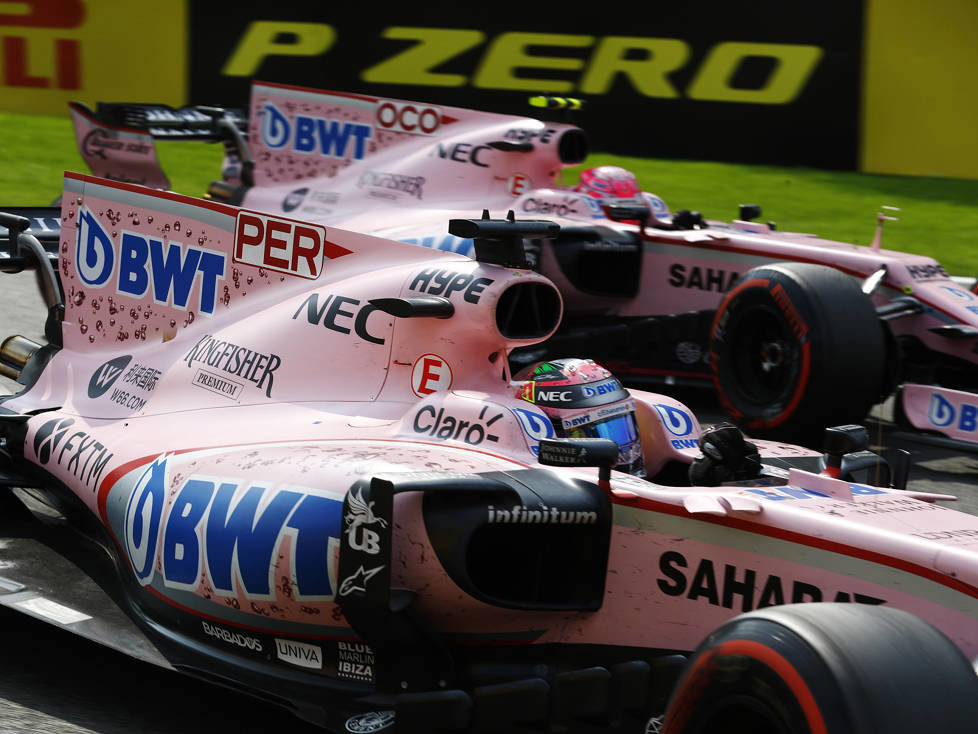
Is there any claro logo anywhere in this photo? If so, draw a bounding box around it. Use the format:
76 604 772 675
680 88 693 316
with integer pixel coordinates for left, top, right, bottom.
224 24 823 106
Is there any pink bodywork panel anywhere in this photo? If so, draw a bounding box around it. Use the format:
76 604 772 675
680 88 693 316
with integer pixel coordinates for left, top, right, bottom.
13 156 978 660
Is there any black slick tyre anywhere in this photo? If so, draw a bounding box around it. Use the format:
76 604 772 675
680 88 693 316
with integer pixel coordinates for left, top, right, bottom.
710 263 886 446
662 603 978 734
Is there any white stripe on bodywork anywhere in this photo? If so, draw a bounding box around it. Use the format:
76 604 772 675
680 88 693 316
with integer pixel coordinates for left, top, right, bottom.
614 503 978 617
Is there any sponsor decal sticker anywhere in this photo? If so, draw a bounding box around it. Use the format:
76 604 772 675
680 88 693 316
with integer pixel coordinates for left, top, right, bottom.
357 171 425 200
668 264 738 292
276 638 323 669
344 487 388 555
408 268 493 303
261 101 372 159
657 550 886 611
281 187 308 212
183 335 281 398
88 355 132 398
345 711 394 733
33 417 113 491
435 141 491 167
411 354 452 396
201 620 263 652
511 406 555 455
412 404 502 445
75 206 226 315
487 504 597 525
89 357 161 411
398 234 473 256
292 293 387 344
192 368 243 401
906 263 949 280
521 196 579 217
375 100 441 135
234 210 340 279
653 404 694 437
928 392 978 432
121 456 344 600
508 173 531 195
336 640 376 682
338 565 384 597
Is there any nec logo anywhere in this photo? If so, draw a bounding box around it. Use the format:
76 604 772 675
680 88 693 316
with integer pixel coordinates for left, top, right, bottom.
234 211 345 279
75 207 225 316
537 390 571 402
376 100 441 135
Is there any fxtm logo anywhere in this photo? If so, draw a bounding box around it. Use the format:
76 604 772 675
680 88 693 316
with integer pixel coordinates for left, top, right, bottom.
261 102 371 160
122 457 344 600
75 207 226 315
33 416 113 490
929 393 978 432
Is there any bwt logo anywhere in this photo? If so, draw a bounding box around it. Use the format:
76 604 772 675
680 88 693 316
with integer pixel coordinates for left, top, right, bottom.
75 207 226 315
512 407 555 455
653 404 694 437
122 456 344 600
928 393 978 432
234 211 330 279
583 380 622 398
261 102 371 160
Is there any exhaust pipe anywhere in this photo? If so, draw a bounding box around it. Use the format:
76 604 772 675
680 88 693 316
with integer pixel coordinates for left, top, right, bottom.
0 335 42 380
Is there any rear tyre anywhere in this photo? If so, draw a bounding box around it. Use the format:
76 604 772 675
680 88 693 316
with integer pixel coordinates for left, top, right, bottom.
710 263 886 446
662 603 978 734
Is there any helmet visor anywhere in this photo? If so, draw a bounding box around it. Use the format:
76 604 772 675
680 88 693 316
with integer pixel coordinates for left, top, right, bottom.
565 412 645 474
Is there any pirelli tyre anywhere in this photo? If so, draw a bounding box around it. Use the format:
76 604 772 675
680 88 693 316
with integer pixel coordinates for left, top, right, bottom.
662 603 978 734
710 263 886 445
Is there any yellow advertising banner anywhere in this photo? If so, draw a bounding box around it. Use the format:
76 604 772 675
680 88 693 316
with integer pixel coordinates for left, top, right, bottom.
862 0 978 179
0 0 186 115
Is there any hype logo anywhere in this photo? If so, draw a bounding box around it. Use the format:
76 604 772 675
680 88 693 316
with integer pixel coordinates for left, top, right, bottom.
653 404 694 437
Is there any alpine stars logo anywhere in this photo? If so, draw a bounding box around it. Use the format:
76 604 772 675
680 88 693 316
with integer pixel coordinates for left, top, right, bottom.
88 355 132 398
75 206 226 315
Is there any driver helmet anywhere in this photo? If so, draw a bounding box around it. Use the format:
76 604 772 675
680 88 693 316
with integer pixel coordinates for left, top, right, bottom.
514 358 645 476
575 165 641 200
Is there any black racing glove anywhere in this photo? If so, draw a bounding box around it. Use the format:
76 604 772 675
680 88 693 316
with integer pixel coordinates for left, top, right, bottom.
688 422 762 486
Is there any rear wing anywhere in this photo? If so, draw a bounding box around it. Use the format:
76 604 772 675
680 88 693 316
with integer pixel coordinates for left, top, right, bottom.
68 102 251 192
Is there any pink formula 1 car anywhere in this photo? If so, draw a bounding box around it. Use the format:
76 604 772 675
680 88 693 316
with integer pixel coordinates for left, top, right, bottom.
44 82 978 450
1 175 978 732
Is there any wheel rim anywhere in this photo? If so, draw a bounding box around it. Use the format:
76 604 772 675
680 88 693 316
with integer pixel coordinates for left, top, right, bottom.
727 303 800 405
691 693 793 734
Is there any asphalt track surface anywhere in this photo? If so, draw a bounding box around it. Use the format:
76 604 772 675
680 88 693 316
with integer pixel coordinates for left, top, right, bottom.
0 272 976 733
